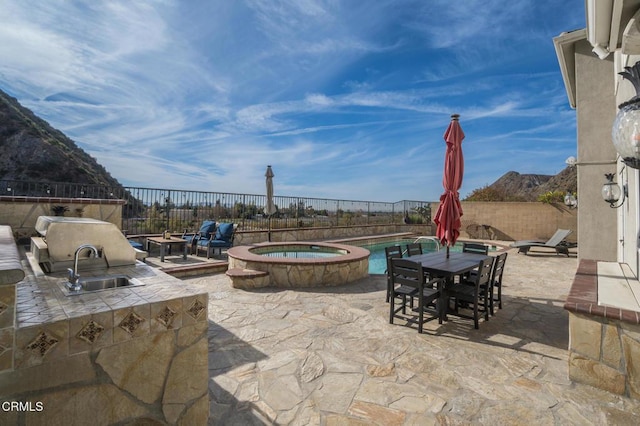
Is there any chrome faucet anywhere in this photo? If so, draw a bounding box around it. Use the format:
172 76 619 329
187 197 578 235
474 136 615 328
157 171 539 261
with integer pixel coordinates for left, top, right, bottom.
67 244 100 291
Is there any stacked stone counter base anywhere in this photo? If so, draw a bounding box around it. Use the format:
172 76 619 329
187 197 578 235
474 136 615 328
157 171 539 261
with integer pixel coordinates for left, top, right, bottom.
0 221 210 424
1 320 209 425
565 259 640 399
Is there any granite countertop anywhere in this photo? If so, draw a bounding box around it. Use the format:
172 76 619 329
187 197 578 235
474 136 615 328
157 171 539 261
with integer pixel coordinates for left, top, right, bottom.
15 254 208 329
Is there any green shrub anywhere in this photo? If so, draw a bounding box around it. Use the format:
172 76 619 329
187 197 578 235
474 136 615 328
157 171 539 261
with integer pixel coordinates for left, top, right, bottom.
537 190 565 204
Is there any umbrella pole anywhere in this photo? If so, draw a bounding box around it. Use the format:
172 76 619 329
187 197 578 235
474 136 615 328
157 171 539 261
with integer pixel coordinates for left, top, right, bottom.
268 216 271 242
446 245 450 258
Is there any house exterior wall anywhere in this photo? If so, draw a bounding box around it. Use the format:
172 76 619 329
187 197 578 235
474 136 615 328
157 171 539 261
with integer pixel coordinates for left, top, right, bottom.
614 53 640 275
574 40 619 261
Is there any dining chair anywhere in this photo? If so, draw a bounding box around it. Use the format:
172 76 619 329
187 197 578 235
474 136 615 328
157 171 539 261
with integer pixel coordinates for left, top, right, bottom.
446 257 494 329
406 242 435 284
462 242 489 255
489 252 508 315
460 242 489 282
385 245 403 303
406 243 423 257
389 258 444 333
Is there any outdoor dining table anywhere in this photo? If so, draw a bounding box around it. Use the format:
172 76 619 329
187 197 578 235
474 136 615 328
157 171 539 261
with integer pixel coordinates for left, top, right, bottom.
407 251 491 320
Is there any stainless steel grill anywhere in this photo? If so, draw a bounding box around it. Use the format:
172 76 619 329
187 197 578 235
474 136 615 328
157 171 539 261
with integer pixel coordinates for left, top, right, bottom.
31 216 140 273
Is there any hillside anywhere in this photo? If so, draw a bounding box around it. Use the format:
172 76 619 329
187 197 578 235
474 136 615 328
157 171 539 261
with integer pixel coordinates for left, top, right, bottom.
0 88 123 188
465 167 577 202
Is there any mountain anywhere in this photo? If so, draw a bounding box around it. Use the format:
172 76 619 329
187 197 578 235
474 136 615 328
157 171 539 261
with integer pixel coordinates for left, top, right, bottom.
0 88 123 188
465 167 577 202
536 166 577 195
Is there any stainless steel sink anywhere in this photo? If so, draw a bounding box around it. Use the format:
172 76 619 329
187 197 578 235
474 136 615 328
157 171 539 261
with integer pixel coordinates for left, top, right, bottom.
59 274 144 296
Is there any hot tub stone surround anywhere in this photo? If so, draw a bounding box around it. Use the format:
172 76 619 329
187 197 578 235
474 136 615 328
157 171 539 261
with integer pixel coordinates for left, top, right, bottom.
0 228 209 424
227 242 370 289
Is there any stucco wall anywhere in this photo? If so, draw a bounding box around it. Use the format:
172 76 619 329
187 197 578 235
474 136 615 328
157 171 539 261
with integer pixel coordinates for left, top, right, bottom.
238 202 577 244
234 224 432 244
0 197 124 243
446 201 577 242
574 40 618 262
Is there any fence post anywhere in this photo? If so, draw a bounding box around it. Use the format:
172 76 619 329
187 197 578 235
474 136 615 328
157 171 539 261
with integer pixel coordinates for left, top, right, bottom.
166 190 171 231
242 194 246 231
367 202 370 225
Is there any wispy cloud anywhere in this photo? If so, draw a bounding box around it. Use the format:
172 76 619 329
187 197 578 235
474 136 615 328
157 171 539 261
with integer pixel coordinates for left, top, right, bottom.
0 0 584 201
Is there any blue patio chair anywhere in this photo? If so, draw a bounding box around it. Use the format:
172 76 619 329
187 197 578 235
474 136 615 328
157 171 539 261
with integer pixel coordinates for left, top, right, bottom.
182 220 216 254
196 222 237 258
125 239 148 261
128 240 144 250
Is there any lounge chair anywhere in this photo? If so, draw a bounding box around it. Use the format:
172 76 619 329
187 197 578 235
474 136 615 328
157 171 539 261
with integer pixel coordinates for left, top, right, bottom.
510 229 574 256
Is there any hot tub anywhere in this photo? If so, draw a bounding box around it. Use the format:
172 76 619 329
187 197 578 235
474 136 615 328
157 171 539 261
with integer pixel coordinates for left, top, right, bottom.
227 242 370 288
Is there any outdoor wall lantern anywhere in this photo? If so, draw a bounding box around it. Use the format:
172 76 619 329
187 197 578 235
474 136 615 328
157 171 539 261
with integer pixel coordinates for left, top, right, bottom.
602 173 627 208
564 191 577 209
612 61 640 169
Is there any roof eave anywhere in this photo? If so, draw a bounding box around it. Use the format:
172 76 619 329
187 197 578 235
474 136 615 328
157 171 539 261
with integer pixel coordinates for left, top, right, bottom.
553 29 588 109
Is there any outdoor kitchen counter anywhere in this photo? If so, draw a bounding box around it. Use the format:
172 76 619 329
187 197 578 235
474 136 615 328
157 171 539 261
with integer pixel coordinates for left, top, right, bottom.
16 256 208 328
1 256 210 425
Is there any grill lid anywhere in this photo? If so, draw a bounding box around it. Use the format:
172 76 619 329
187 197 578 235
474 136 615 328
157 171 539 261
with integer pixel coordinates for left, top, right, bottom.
32 216 139 272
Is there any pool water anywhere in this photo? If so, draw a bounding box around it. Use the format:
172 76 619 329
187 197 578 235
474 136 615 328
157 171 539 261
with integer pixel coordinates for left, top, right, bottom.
259 251 342 259
356 239 463 274
253 245 345 259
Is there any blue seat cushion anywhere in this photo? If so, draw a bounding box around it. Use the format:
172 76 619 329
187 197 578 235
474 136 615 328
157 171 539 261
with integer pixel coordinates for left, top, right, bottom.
182 235 198 244
196 238 211 247
214 223 234 243
128 240 144 250
209 239 232 248
199 220 217 238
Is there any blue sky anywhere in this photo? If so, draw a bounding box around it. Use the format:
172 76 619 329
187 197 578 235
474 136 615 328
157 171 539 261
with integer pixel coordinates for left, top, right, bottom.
0 0 585 202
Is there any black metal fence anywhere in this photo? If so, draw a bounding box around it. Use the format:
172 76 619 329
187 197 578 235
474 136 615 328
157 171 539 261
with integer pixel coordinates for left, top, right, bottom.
0 180 433 234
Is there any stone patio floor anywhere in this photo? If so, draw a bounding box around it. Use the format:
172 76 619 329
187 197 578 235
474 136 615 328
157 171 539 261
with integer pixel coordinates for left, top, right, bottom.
179 246 640 425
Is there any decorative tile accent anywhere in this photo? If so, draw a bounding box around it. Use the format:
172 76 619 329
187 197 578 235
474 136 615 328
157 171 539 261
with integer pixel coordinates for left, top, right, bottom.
0 300 7 316
187 299 206 321
76 320 105 344
113 305 150 343
14 321 69 369
26 330 60 357
150 299 182 334
69 312 113 354
156 306 177 328
119 311 146 335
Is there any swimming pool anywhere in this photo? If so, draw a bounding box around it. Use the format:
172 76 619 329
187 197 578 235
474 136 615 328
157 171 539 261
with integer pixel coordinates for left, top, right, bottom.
355 238 471 274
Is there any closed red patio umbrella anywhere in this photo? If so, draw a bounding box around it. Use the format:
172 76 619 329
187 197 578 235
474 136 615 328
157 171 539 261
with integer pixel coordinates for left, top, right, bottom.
434 114 465 258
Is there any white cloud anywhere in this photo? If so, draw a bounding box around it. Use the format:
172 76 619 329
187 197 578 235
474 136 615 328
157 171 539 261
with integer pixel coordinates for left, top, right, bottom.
0 0 583 202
